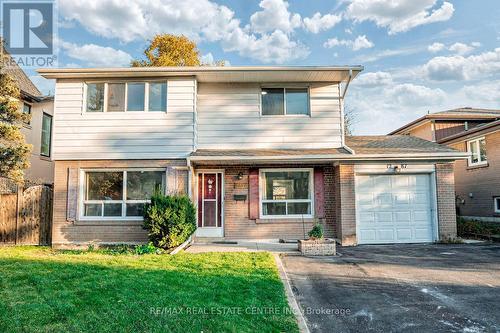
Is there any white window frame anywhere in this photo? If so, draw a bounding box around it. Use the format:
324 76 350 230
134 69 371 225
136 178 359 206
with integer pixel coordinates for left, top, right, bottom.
260 86 310 117
259 168 314 219
467 137 487 166
494 197 500 214
84 80 168 113
79 168 167 221
40 112 52 157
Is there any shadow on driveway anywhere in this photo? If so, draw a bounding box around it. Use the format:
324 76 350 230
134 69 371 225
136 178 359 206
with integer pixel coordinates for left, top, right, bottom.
282 243 500 333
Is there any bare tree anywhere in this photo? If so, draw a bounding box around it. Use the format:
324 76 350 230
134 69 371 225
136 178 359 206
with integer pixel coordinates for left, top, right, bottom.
343 105 358 136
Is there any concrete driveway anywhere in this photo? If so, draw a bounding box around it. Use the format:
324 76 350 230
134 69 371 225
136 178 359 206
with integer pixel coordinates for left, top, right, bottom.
282 244 500 333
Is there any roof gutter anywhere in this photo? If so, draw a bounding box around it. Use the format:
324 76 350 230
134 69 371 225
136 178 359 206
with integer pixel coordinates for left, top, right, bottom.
188 151 470 163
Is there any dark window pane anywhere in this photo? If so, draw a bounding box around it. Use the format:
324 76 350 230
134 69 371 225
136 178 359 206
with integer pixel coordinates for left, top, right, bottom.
286 88 308 115
262 202 286 215
288 202 311 215
104 203 122 217
262 88 284 115
149 82 167 111
40 113 52 156
127 83 145 111
84 203 102 216
86 83 104 112
107 83 125 112
496 198 500 211
479 139 487 161
127 171 165 200
126 203 145 217
263 171 310 200
86 172 123 200
23 103 31 115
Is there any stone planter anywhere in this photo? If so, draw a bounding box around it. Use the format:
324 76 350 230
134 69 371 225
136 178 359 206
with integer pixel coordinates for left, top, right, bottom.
298 238 336 256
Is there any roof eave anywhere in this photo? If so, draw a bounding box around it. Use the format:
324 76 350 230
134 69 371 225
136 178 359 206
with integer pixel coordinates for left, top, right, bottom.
188 152 469 163
37 65 364 81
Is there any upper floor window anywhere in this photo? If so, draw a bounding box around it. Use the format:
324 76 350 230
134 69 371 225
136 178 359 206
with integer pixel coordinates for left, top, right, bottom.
261 88 309 116
86 82 167 112
467 137 487 166
22 102 32 124
494 197 500 214
40 113 52 157
86 83 105 112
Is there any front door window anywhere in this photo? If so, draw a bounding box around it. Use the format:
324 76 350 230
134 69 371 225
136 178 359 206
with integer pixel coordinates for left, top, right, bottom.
198 173 222 228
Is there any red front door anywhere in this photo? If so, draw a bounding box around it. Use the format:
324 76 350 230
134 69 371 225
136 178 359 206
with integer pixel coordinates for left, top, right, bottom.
198 173 222 228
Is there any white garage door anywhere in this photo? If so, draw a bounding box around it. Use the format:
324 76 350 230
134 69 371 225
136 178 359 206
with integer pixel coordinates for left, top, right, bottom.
356 174 435 244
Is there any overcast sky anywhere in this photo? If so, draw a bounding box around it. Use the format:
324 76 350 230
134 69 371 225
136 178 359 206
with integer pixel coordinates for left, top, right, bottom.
28 0 500 135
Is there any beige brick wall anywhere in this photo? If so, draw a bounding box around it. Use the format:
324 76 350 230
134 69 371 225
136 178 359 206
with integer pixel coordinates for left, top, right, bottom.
435 162 457 240
335 164 357 246
52 160 187 247
198 165 336 240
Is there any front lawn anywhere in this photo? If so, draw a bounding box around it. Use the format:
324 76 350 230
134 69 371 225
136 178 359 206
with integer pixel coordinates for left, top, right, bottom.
0 247 298 333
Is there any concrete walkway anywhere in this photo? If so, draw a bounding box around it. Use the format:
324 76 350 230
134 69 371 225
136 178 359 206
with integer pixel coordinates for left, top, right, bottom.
185 240 300 254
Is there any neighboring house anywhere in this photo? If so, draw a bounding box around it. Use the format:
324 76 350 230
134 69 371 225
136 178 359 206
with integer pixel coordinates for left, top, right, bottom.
2 48 54 185
39 66 468 248
389 108 500 222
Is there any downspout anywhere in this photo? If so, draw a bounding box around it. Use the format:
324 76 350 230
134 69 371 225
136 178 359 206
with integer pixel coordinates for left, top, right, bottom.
340 69 355 154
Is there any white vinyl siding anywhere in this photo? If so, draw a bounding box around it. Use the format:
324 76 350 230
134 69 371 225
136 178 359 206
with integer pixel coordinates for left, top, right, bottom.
52 78 195 160
196 83 342 149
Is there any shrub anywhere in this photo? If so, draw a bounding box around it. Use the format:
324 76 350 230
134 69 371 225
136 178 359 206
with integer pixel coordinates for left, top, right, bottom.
134 242 162 255
143 194 197 249
457 218 500 237
308 223 324 240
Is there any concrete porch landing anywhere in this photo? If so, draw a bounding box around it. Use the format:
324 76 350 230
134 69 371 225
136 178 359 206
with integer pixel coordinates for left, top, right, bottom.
185 239 300 254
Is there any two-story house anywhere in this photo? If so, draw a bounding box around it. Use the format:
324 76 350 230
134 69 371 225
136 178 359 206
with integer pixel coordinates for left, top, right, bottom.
2 48 54 186
39 66 468 248
390 108 500 222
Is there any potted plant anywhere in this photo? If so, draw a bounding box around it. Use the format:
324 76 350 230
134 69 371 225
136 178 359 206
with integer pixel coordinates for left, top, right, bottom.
298 223 336 256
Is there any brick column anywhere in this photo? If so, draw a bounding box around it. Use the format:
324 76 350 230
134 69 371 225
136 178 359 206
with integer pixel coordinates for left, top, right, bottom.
435 162 457 240
335 164 357 246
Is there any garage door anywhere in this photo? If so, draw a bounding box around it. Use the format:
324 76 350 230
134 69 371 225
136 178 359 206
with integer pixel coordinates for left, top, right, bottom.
356 174 435 244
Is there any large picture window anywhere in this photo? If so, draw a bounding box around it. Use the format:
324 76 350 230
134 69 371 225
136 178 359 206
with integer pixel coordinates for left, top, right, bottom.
86 81 167 112
81 170 166 220
260 169 313 218
467 137 487 166
261 88 309 116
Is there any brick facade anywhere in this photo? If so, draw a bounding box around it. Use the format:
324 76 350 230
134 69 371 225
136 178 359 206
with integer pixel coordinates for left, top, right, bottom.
52 160 458 246
52 160 187 247
334 164 357 245
450 131 500 220
435 162 458 239
199 165 336 240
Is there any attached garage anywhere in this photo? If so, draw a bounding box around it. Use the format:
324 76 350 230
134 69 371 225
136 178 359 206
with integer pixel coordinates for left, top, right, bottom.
355 172 437 244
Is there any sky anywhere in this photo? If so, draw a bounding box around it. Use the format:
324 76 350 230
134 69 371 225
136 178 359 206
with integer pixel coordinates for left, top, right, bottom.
25 0 500 135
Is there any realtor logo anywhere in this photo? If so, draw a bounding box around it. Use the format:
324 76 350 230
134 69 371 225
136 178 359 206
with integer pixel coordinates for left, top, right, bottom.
2 1 53 55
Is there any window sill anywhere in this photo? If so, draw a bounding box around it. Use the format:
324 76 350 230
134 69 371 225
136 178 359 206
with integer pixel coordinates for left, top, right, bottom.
467 163 489 170
256 217 323 224
74 219 143 226
40 155 51 161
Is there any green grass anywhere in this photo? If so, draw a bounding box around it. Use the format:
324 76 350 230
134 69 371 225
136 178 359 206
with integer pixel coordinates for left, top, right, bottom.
0 247 298 333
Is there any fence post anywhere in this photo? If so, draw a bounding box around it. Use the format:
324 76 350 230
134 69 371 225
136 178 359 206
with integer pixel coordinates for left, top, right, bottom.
15 184 22 245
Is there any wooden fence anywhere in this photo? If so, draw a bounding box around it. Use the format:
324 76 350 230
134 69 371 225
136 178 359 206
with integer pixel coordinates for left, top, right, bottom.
0 184 52 245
